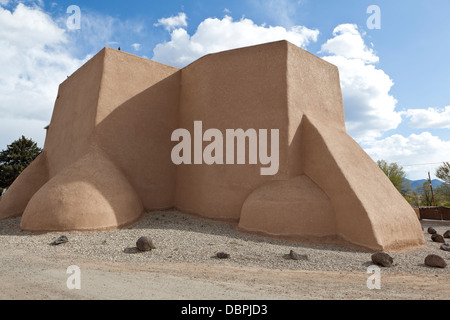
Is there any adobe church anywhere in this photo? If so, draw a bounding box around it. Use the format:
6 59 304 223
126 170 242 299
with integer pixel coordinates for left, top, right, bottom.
0 41 425 251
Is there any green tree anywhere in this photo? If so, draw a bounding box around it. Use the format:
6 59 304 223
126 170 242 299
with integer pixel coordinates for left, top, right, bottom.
435 182 450 207
417 181 434 206
403 190 420 207
435 162 450 206
0 136 42 194
436 162 450 184
377 160 407 193
416 181 448 207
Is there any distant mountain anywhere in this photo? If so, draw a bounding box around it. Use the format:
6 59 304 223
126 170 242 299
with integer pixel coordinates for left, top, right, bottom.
403 179 443 190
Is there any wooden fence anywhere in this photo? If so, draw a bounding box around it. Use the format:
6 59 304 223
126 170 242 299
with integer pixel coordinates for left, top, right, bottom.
417 207 450 220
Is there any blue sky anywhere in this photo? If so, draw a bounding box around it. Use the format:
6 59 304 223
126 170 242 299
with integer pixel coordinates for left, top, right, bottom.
0 0 449 180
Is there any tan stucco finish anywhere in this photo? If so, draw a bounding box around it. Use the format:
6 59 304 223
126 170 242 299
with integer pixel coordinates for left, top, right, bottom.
0 41 425 251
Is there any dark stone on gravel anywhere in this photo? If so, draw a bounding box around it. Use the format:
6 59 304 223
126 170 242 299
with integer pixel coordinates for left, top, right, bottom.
427 227 437 234
289 250 308 261
50 235 68 246
136 236 155 252
371 252 394 267
424 254 447 268
216 252 230 259
440 243 450 252
444 230 450 238
431 234 445 243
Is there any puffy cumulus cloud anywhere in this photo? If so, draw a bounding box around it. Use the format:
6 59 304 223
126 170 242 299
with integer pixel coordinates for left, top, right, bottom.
403 106 450 129
0 2 64 50
0 4 85 148
154 12 187 31
364 132 450 180
320 24 378 63
152 15 319 68
320 24 449 179
320 24 401 143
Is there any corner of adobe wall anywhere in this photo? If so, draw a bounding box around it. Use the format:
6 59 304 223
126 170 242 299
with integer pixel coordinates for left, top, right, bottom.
0 151 49 220
20 146 144 231
300 116 425 251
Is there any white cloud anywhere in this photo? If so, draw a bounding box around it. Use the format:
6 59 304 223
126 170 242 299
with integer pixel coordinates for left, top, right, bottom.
154 12 187 31
364 132 450 180
320 24 379 63
403 106 450 129
0 2 65 49
0 4 85 148
152 15 319 68
320 24 401 143
319 24 449 180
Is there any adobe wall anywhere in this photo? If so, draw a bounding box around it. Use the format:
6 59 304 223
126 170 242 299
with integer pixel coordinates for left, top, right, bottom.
44 49 105 178
0 151 48 219
93 49 180 209
175 42 290 220
0 41 426 251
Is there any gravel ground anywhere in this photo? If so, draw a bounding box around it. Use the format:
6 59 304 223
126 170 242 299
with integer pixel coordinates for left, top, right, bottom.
1 210 449 275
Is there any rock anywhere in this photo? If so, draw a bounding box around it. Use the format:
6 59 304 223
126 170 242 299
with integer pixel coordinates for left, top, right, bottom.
427 227 437 234
424 254 447 268
440 243 450 252
216 252 230 259
50 235 68 246
136 236 155 252
371 252 394 267
444 230 450 238
431 234 445 243
289 250 308 261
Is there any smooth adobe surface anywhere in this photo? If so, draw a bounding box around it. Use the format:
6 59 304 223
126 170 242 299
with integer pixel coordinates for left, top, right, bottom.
0 41 425 251
175 41 289 220
0 151 49 219
20 146 144 231
239 175 336 236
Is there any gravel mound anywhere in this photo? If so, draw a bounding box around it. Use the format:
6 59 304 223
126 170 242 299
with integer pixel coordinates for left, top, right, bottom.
0 210 448 274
